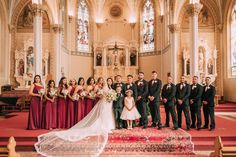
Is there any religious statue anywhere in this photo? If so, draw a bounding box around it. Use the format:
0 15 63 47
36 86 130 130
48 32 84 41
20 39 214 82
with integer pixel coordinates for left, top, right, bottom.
107 53 112 66
119 52 125 66
96 53 102 66
187 59 190 75
17 59 24 76
198 47 204 71
26 46 34 76
130 48 137 66
207 59 214 75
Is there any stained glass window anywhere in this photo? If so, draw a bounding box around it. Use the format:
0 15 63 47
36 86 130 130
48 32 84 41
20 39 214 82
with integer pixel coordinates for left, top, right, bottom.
142 0 155 52
77 0 89 52
231 4 236 75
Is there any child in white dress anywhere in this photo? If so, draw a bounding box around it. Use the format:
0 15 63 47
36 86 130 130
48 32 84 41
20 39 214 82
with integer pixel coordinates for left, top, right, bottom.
121 90 141 129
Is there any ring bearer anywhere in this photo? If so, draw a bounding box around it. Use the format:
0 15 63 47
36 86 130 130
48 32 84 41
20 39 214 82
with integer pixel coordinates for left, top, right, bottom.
113 86 124 129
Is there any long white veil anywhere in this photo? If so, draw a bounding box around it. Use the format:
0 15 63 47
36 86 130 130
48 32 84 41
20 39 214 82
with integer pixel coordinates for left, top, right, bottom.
35 85 114 157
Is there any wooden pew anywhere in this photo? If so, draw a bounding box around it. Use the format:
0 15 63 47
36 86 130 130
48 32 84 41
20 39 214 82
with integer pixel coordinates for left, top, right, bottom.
0 136 21 157
210 136 236 157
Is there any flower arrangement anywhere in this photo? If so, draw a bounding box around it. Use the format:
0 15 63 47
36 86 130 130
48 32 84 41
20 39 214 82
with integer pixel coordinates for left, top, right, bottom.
38 88 45 96
105 90 117 103
49 89 57 97
80 90 87 99
72 94 79 101
88 91 96 99
62 89 69 98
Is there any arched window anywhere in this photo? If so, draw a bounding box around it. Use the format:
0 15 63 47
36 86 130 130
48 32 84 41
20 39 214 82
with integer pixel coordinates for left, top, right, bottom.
141 0 155 52
77 0 89 52
230 3 236 75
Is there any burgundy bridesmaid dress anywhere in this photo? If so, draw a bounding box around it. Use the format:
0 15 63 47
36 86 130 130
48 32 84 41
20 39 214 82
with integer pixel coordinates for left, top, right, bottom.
27 84 43 130
67 87 75 128
44 91 57 129
74 89 85 123
57 88 68 129
85 95 94 117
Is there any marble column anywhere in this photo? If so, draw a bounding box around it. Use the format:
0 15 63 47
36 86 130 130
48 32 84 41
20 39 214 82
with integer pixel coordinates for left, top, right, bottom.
96 23 103 41
186 3 203 77
168 24 179 83
52 24 63 85
159 15 164 81
130 23 136 41
32 4 43 77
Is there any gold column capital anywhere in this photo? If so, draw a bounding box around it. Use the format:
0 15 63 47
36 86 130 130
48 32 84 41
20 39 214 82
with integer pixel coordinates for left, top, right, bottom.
52 24 63 33
32 4 44 17
186 3 203 17
168 24 180 33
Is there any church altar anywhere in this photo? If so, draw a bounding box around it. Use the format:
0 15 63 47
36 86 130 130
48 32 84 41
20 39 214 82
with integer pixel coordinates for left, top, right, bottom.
93 42 139 80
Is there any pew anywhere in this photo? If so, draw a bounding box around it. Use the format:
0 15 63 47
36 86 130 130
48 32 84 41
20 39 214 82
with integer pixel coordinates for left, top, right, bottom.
210 136 236 157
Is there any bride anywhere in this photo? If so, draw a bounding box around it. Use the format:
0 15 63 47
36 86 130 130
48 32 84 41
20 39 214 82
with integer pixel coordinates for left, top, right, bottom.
35 78 116 157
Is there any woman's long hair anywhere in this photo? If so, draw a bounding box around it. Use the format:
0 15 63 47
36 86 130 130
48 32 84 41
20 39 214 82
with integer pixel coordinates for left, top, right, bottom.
78 77 85 86
58 77 68 88
33 75 42 84
47 80 55 89
107 77 113 89
97 77 104 86
86 77 95 86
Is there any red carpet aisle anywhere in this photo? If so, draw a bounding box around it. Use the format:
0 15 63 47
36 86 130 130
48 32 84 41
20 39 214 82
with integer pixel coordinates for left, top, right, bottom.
103 128 193 155
0 103 236 154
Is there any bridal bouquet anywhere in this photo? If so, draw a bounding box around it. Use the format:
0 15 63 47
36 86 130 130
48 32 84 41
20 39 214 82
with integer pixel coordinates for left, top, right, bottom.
105 90 117 103
49 89 57 97
38 88 45 96
72 94 79 101
62 89 69 98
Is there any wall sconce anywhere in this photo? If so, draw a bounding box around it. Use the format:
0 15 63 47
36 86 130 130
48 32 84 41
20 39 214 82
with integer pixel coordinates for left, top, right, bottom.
130 22 136 28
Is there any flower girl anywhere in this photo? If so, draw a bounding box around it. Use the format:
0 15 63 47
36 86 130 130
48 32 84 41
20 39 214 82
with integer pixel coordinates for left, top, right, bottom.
121 90 141 130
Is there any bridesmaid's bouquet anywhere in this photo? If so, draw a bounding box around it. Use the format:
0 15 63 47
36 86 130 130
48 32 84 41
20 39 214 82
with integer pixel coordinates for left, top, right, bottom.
72 94 79 101
80 91 87 99
105 90 117 103
49 89 57 97
38 89 45 96
62 89 69 99
88 91 96 99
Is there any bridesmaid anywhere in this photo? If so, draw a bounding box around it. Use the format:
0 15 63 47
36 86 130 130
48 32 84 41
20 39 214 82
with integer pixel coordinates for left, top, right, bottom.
94 77 104 105
57 77 68 129
74 77 86 123
27 75 44 130
44 80 57 130
66 79 77 128
85 77 96 116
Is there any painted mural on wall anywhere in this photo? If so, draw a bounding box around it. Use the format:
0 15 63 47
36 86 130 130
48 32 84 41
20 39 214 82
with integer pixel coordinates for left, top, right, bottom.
77 0 89 52
17 2 50 32
142 0 155 52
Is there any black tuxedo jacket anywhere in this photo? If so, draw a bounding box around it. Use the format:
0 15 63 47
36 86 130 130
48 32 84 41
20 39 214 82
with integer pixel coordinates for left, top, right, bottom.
114 82 126 94
125 83 137 101
113 93 124 110
176 83 191 105
135 79 148 100
148 79 162 101
202 85 216 107
161 83 176 104
190 83 203 105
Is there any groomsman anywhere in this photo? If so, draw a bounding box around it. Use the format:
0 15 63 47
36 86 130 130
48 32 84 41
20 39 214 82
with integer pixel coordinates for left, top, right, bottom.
202 77 216 131
125 75 137 101
162 76 178 130
114 75 126 95
135 72 148 129
148 71 162 129
189 76 203 130
176 76 191 130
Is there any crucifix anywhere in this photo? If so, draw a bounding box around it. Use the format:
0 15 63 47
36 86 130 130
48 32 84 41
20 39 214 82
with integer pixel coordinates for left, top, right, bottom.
108 42 123 66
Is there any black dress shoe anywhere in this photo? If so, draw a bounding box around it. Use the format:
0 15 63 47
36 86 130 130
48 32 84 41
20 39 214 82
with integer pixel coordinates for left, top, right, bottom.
201 126 208 129
151 123 157 127
209 128 215 131
186 127 190 131
158 126 162 130
190 125 196 128
173 127 178 130
142 125 147 129
197 128 201 131
164 125 170 128
138 123 143 127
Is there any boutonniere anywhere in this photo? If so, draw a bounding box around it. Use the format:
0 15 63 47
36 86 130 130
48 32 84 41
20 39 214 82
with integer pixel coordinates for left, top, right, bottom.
192 85 197 90
138 81 144 86
167 84 171 89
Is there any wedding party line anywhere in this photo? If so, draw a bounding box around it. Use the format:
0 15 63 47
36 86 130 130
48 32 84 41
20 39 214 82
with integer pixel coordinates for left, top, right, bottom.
27 71 216 131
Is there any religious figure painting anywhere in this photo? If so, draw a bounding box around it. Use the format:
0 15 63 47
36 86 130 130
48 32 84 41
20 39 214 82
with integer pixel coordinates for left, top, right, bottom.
26 46 34 77
142 0 155 52
77 0 89 52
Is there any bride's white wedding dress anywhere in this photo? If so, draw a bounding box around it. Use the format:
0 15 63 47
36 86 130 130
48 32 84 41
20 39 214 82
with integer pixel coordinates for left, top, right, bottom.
35 85 115 157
